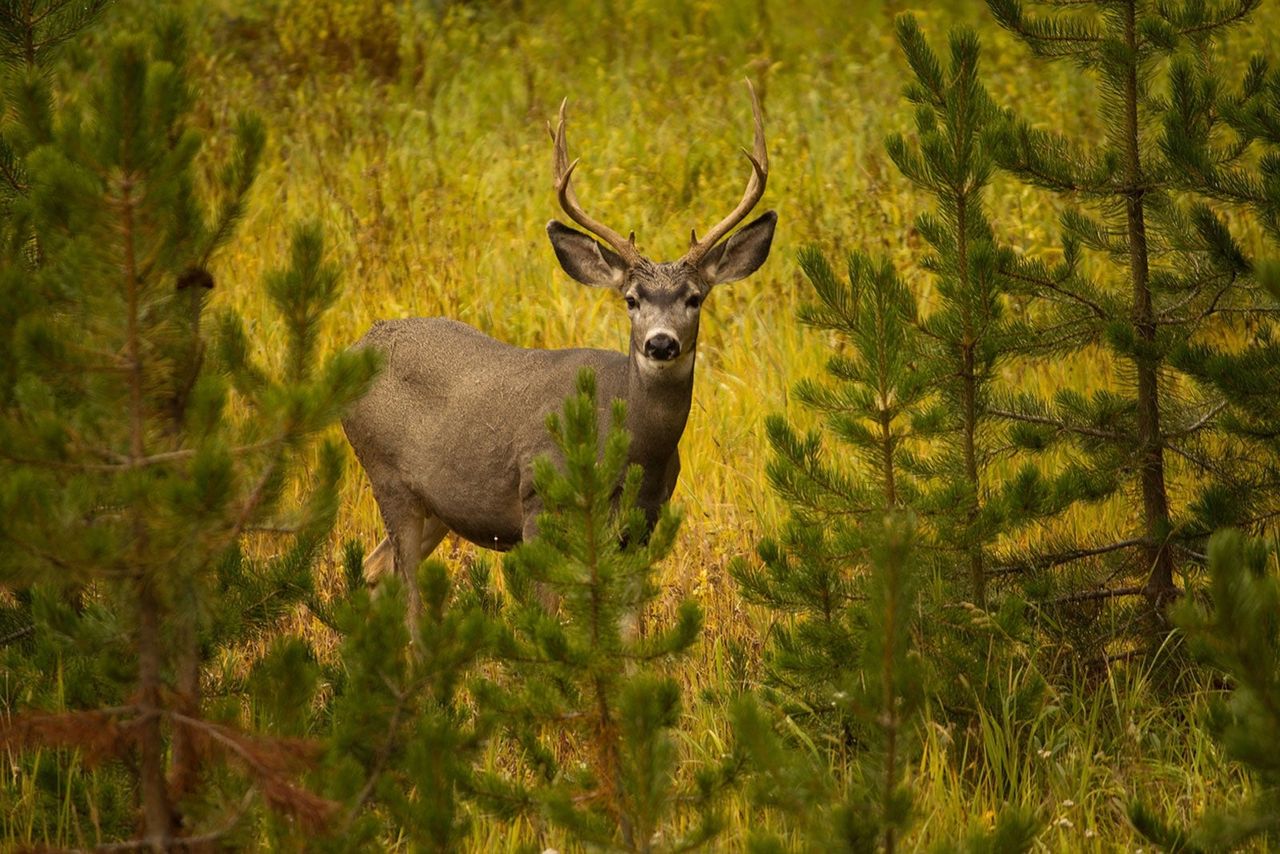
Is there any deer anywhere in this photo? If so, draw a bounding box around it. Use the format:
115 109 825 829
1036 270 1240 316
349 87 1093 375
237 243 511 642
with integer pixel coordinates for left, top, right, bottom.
342 82 776 628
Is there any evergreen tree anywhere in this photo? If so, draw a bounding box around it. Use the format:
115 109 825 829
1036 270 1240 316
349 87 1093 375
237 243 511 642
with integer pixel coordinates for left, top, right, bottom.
1158 33 1280 513
732 247 927 730
482 369 725 853
1130 530 1280 851
304 546 500 852
732 513 1040 854
885 16 1044 610
732 17 1054 850
986 0 1271 607
734 12 1060 748
0 18 378 848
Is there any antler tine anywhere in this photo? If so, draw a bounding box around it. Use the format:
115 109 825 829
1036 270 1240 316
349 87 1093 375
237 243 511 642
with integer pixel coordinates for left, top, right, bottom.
682 79 769 266
551 99 643 266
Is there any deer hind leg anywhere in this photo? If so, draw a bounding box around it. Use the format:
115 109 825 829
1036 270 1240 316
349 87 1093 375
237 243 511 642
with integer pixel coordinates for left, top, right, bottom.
369 486 448 641
363 517 449 587
362 537 396 585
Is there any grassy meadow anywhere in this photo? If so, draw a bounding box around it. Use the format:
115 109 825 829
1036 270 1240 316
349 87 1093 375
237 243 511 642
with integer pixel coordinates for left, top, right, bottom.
8 0 1277 849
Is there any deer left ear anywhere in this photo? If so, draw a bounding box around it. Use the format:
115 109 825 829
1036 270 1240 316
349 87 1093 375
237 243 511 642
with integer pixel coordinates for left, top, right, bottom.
697 210 777 285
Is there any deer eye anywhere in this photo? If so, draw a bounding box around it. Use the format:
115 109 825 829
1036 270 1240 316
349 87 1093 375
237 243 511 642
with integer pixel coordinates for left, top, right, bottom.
685 294 702 309
625 295 638 310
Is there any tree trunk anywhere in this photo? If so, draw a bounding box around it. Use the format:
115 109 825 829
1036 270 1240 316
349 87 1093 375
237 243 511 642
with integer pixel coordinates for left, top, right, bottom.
135 573 176 848
956 189 987 607
1121 0 1176 607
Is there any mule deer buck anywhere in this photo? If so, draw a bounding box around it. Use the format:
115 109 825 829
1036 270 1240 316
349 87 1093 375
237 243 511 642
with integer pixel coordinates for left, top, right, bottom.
343 82 776 627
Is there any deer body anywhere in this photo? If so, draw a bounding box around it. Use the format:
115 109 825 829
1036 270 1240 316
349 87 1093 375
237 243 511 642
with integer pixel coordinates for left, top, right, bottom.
345 316 688 557
343 83 775 626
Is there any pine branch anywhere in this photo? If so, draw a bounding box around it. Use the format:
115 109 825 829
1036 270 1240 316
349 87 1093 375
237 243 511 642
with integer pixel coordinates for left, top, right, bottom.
338 675 412 834
1166 0 1261 38
990 407 1125 441
168 712 336 831
1003 262 1109 318
990 537 1145 576
1167 401 1227 438
1035 584 1147 606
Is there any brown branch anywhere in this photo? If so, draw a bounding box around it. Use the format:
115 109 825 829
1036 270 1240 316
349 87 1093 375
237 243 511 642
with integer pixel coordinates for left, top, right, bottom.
0 706 137 764
1003 266 1108 318
989 408 1124 441
990 537 1145 576
2 437 285 473
1036 584 1147 607
167 712 336 832
0 624 35 646
1167 402 1226 439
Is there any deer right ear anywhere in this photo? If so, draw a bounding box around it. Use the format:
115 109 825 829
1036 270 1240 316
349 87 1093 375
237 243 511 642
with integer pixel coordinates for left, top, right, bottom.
547 221 628 289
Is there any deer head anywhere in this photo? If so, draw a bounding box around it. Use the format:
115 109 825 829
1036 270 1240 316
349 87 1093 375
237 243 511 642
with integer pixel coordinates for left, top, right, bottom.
546 81 777 379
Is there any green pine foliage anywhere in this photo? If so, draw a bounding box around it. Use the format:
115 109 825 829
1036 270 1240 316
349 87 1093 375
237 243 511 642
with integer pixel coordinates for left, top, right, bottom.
0 0 114 213
734 11 1057 764
0 0 114 403
1130 529 1280 851
485 369 723 853
1159 39 1280 508
885 16 1053 610
732 247 926 730
0 16 379 848
732 513 1039 854
986 0 1272 608
304 547 500 852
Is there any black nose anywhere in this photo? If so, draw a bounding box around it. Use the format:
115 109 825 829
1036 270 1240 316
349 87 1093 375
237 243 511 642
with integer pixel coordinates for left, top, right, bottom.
644 333 680 361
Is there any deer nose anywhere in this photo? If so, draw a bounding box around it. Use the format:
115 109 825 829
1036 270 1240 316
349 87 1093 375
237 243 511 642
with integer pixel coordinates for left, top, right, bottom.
644 333 680 361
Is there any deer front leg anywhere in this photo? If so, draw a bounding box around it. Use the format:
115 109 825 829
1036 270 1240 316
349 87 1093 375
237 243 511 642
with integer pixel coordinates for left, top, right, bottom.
518 471 559 612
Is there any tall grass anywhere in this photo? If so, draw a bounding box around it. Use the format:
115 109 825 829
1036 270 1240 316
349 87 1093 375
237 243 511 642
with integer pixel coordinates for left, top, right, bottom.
5 0 1274 849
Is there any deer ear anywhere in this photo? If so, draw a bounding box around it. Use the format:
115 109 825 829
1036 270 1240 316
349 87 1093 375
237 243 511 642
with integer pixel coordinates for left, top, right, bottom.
547 221 628 288
697 210 777 285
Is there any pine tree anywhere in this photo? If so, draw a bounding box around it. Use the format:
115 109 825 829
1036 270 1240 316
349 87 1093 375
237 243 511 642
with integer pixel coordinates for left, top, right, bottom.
482 369 725 853
885 16 1044 610
731 17 1056 850
1129 530 1280 851
985 0 1271 608
732 513 1040 854
1158 31 1280 513
732 247 927 731
734 12 1062 746
301 546 500 852
0 17 378 848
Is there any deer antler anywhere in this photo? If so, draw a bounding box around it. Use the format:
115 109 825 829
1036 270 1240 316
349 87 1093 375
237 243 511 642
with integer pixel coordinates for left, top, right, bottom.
681 80 768 267
550 100 643 267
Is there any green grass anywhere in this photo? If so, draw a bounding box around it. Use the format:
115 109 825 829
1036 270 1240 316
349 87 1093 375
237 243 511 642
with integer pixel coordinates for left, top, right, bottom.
6 0 1277 849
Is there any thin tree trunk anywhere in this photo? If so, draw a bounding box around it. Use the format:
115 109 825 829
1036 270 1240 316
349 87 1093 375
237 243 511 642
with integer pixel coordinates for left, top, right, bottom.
168 621 202 808
881 556 899 854
1122 0 1176 606
135 575 176 848
880 411 897 507
123 168 175 847
956 190 987 607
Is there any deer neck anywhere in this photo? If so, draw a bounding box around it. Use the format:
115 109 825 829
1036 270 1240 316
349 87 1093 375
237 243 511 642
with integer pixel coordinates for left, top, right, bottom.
624 347 696 464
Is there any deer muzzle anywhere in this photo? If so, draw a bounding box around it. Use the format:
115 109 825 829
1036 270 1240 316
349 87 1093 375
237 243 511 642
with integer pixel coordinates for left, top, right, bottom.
644 332 681 361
